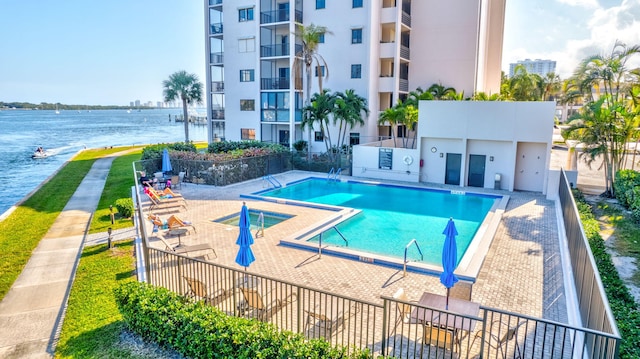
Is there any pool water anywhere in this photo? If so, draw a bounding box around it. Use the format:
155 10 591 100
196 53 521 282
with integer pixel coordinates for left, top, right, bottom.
214 210 293 231
258 179 499 265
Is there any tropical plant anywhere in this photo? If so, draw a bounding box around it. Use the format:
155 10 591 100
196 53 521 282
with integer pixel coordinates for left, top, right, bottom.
539 72 562 101
377 102 407 148
508 64 543 101
427 83 456 100
294 24 332 149
162 71 204 142
333 89 369 150
565 41 640 196
301 90 336 153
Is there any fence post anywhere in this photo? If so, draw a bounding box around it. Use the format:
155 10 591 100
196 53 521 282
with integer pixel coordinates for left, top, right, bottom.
381 297 388 356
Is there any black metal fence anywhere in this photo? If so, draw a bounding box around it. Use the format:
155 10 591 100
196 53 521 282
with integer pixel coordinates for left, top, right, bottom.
558 169 620 356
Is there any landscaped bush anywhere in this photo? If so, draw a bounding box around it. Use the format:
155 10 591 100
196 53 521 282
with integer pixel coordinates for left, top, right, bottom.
114 282 371 359
614 170 640 222
572 189 640 359
208 140 287 154
114 198 134 218
141 142 197 161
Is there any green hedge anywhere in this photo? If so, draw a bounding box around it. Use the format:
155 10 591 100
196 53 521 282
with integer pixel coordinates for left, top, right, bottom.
572 189 640 358
114 282 372 359
207 140 287 154
114 198 134 218
141 142 197 161
614 170 640 222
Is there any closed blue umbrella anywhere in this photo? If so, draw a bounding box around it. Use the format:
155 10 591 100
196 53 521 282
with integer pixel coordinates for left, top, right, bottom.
439 217 459 310
161 148 172 174
235 202 255 271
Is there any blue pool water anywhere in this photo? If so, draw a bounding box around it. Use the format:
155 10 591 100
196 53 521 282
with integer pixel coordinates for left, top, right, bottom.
257 179 500 265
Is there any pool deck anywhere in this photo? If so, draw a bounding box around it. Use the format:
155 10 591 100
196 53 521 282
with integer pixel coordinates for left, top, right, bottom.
147 170 567 323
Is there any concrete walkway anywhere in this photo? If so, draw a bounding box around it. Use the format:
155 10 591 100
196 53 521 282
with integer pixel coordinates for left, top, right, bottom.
0 155 120 358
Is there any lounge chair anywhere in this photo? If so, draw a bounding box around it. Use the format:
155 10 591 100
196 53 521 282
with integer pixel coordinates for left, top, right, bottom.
183 276 232 306
471 319 526 359
145 192 187 211
156 233 217 260
167 215 196 233
304 303 360 338
239 287 296 322
147 186 183 199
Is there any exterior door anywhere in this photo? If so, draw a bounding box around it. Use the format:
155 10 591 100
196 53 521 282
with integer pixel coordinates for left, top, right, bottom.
279 130 290 147
468 155 486 187
445 153 461 185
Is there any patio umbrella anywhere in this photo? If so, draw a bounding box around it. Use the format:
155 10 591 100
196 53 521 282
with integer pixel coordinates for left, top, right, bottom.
235 202 255 271
439 217 459 310
161 148 173 174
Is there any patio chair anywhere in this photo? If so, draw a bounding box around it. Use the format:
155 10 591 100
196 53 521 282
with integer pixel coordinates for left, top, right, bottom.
183 276 232 306
239 287 296 322
471 320 526 359
167 214 197 233
304 303 360 339
145 192 187 211
424 326 457 352
390 288 420 337
156 233 217 260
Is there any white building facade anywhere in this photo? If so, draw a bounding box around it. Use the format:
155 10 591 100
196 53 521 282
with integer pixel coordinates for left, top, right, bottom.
508 59 557 77
204 0 506 151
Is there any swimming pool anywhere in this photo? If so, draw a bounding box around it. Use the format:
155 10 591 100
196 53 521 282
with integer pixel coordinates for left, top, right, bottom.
213 209 293 231
253 178 501 267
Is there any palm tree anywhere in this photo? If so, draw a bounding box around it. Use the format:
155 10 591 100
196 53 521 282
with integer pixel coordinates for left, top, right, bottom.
302 90 336 153
333 89 369 150
294 24 331 150
427 83 456 100
539 72 562 101
509 64 542 101
378 103 405 148
163 71 203 142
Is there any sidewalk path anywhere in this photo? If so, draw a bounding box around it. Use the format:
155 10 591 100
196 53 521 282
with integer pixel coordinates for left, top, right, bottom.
0 153 130 358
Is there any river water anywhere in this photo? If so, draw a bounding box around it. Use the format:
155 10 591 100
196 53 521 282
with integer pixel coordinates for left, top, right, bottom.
0 109 208 215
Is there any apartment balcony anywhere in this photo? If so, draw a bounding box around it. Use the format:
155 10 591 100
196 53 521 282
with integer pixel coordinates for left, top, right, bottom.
399 79 409 92
400 45 410 60
211 109 225 120
211 81 224 92
261 9 302 24
210 52 224 64
210 23 223 35
401 11 411 27
261 109 290 122
261 43 289 57
261 77 290 90
379 41 396 58
209 0 222 6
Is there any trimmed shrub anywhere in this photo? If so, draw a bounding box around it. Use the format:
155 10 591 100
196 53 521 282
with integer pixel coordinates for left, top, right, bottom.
114 198 134 218
141 142 197 161
207 140 287 154
114 282 371 359
614 170 640 222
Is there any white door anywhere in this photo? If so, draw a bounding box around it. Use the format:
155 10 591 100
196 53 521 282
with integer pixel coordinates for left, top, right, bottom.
514 142 546 192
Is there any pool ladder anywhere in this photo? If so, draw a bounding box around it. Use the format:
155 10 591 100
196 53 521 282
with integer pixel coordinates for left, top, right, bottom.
263 175 282 188
317 226 348 258
403 239 424 277
327 167 342 181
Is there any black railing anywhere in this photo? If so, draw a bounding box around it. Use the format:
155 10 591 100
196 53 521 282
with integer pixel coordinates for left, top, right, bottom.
211 81 224 92
261 43 289 57
400 45 410 60
399 79 409 92
209 0 222 5
210 23 223 34
261 9 289 24
210 52 223 64
401 11 411 27
261 77 290 90
211 109 225 120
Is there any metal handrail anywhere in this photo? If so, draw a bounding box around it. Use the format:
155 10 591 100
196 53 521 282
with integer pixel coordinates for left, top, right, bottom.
318 226 348 258
403 238 423 277
263 175 281 188
327 167 335 180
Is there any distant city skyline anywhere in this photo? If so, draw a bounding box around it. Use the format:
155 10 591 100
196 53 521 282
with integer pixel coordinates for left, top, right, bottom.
0 1 637 105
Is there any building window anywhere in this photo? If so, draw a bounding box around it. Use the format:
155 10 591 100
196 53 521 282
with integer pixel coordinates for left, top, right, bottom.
238 37 255 52
316 0 325 9
240 99 255 111
315 131 324 142
315 65 326 77
351 29 363 44
349 133 360 146
351 64 362 79
240 69 254 82
353 0 363 8
318 33 325 43
241 128 256 140
238 7 254 22
261 92 290 122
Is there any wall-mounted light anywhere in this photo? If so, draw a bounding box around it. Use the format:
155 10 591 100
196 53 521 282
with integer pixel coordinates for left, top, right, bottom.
439 153 444 158
489 156 494 162
431 147 437 153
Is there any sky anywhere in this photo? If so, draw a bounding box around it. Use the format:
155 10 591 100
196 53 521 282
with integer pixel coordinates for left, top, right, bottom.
1 0 638 106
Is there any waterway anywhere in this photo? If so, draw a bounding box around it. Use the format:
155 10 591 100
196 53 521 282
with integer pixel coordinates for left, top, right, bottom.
0 109 208 215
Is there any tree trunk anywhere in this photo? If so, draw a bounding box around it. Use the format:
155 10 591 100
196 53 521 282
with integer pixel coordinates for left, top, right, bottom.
182 98 189 142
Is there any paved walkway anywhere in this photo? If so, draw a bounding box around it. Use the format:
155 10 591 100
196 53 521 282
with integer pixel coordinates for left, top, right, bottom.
0 154 124 359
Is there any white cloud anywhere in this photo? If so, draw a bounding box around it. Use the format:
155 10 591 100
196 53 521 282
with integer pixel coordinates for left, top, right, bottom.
556 0 599 8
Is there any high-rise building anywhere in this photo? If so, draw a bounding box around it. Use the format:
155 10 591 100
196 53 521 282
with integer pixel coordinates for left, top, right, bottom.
205 0 506 151
509 59 556 77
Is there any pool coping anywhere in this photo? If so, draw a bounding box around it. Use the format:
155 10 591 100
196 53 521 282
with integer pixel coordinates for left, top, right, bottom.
241 177 509 282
